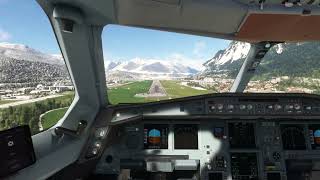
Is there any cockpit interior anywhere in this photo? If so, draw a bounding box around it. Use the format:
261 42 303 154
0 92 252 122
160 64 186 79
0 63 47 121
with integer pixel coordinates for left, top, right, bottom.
3 0 320 180
91 93 320 180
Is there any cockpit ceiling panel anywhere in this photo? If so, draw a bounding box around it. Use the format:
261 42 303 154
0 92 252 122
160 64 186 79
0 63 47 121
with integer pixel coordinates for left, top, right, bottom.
38 0 320 42
235 0 320 5
116 0 247 35
236 13 320 42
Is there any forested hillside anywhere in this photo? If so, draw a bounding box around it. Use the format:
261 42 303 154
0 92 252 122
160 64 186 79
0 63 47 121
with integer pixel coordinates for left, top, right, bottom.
0 94 73 134
202 42 320 79
0 56 69 84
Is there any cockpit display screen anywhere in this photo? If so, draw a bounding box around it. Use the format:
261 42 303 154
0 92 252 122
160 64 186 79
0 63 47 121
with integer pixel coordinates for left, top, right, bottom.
309 124 320 150
144 124 169 149
0 125 36 177
228 122 256 148
174 124 198 149
281 125 306 150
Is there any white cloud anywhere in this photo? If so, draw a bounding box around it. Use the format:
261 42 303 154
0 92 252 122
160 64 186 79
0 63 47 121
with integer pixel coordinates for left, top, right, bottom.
193 41 207 56
0 28 11 41
167 53 205 71
103 50 114 62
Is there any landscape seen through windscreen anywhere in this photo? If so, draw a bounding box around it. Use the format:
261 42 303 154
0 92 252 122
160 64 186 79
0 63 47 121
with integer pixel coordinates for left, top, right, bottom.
2 21 320 135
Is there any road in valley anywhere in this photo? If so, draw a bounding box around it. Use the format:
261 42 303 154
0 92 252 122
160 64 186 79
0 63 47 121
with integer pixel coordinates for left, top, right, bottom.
0 94 63 109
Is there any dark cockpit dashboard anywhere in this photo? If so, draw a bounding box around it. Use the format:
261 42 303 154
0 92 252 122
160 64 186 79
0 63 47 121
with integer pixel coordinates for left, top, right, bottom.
87 93 320 180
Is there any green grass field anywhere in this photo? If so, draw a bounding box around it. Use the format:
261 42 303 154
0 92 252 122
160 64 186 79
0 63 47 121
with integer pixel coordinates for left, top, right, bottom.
0 100 18 105
41 82 154 129
0 91 74 133
39 92 74 130
41 107 68 130
107 80 153 104
161 80 213 98
41 82 152 129
107 80 214 104
15 81 212 131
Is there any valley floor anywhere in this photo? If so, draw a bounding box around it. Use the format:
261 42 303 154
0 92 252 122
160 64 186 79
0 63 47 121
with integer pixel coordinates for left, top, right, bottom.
0 99 18 105
0 94 63 109
107 80 213 104
40 107 69 131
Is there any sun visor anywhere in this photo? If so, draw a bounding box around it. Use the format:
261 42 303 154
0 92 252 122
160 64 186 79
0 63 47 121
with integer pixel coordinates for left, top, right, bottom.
236 13 320 42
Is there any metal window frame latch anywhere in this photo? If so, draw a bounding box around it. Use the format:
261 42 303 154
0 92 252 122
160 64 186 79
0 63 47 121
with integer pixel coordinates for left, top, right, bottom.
54 120 87 137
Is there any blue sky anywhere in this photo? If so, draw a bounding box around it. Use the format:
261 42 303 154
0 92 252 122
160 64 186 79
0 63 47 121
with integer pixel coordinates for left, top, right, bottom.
0 0 230 64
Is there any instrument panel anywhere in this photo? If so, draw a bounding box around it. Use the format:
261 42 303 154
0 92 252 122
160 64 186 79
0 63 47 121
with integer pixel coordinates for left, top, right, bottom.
309 124 320 150
230 153 258 180
143 124 169 149
228 122 256 149
174 124 198 149
281 125 306 150
92 93 320 180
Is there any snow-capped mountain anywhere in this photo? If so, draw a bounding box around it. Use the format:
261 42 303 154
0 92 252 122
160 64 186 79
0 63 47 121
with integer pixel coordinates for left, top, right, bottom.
0 42 63 65
106 58 201 75
0 43 69 84
202 41 287 73
202 41 320 78
204 41 250 67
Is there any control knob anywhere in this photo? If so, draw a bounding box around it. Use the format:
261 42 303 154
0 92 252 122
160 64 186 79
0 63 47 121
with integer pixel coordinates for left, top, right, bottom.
267 105 273 109
239 104 246 110
285 104 294 110
275 104 282 110
227 104 234 110
217 104 224 110
294 104 301 110
305 106 312 110
272 152 281 161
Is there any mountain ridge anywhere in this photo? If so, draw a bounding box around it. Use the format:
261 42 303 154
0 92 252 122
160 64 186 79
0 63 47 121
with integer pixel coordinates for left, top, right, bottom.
3 41 320 85
202 41 320 79
0 42 63 65
0 42 68 84
105 58 201 77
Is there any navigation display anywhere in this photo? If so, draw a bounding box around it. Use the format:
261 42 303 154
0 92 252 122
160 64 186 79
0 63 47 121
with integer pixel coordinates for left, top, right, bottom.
231 153 258 180
281 125 306 150
309 124 320 150
144 124 168 149
228 122 256 148
174 124 198 149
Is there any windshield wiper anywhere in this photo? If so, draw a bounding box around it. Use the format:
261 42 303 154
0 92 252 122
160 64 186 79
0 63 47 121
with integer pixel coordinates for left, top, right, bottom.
230 41 280 92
